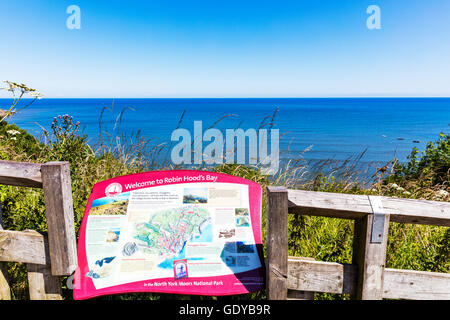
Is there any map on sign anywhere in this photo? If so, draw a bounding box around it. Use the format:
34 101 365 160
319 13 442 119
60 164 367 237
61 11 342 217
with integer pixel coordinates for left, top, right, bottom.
73 170 264 299
133 206 211 260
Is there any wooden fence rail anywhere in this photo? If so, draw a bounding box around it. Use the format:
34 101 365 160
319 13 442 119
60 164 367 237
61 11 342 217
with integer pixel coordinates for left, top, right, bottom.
267 187 450 300
2 161 448 300
0 160 77 300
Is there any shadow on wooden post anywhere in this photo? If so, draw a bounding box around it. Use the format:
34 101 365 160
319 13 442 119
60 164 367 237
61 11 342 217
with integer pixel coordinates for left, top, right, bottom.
41 162 77 276
266 186 288 300
0 206 11 300
352 196 390 300
25 231 62 300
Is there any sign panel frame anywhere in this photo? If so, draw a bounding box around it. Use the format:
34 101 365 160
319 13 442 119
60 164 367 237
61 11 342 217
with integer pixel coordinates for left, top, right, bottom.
74 170 265 299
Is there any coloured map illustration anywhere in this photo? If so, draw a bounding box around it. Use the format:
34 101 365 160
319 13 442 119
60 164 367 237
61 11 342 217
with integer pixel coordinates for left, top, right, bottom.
133 206 211 260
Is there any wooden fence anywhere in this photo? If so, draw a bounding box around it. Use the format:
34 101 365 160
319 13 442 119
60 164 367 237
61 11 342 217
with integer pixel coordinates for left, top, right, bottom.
2 161 448 300
266 186 450 300
0 160 77 300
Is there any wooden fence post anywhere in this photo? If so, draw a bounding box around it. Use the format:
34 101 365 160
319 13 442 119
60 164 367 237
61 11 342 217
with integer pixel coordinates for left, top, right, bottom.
287 257 316 300
0 205 11 300
27 263 62 300
266 186 288 300
41 162 77 276
23 230 63 300
352 196 390 300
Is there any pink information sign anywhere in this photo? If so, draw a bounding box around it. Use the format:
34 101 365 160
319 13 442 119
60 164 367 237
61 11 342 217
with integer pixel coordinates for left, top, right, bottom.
73 170 265 299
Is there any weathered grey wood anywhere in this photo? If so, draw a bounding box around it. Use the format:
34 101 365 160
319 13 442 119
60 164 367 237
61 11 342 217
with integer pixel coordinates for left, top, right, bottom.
383 268 450 300
0 263 9 300
41 162 77 276
288 190 371 220
287 190 450 227
352 211 390 300
287 258 450 300
287 257 356 295
266 186 288 300
287 289 315 300
0 206 11 300
287 257 316 299
270 189 450 300
27 263 62 300
0 160 43 188
380 196 450 226
0 230 49 265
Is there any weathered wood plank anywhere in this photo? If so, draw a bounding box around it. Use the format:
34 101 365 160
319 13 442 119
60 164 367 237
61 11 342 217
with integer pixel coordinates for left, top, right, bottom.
287 190 450 227
287 257 316 299
383 268 450 300
27 263 62 300
0 230 49 265
287 258 450 300
266 186 289 300
0 160 42 188
352 209 390 300
0 207 11 300
288 190 371 220
380 196 450 226
41 162 77 276
287 289 315 300
287 257 356 295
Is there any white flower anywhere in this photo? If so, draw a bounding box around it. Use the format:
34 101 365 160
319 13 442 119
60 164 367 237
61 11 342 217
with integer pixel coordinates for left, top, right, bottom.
6 130 20 135
28 91 44 99
436 190 449 198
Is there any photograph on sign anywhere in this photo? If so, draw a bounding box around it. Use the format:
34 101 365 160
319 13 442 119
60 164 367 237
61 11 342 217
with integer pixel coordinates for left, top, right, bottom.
73 170 264 299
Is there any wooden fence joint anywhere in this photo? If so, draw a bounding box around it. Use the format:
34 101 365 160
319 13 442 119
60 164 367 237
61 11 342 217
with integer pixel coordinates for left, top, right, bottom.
368 196 387 243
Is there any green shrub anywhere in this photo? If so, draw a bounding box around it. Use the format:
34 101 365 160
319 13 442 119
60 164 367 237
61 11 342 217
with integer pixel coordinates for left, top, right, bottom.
390 132 450 186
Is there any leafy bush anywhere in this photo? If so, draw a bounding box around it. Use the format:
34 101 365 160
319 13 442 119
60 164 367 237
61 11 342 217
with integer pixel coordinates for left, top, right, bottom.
390 132 450 186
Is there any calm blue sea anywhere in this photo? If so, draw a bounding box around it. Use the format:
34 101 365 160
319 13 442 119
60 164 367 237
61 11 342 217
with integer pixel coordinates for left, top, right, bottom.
3 98 450 175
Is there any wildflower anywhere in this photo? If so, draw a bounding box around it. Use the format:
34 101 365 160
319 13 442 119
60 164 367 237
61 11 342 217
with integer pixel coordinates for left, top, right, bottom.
436 190 449 198
6 129 21 135
28 91 44 99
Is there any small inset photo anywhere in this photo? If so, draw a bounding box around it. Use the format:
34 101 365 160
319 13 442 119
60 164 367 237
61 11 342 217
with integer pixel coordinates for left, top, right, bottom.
236 241 255 253
235 208 250 227
90 192 130 216
106 228 120 242
224 255 236 267
183 188 208 204
173 259 189 280
218 228 235 239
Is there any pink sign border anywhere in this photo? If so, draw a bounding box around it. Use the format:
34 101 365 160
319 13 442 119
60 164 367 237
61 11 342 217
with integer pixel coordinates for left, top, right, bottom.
73 170 264 300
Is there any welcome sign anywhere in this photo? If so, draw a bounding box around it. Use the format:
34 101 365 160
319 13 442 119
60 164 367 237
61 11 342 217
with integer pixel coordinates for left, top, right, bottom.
73 170 265 299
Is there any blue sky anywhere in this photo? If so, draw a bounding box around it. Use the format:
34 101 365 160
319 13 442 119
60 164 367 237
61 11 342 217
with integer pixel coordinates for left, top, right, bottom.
1 0 449 98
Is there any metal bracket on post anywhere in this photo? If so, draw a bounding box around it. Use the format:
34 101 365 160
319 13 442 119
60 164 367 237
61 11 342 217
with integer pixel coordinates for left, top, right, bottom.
368 196 386 243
